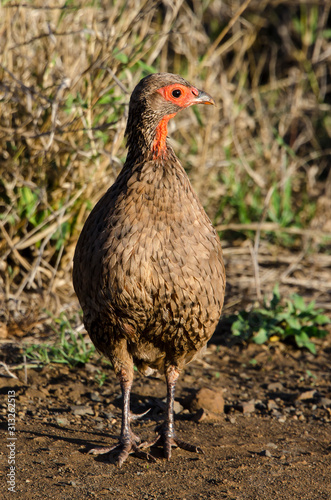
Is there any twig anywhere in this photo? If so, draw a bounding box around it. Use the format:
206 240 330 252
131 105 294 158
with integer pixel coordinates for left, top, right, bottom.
13 189 84 250
0 222 31 271
0 362 18 379
23 354 28 385
281 277 331 291
215 222 331 241
248 240 261 301
203 0 253 64
281 250 306 281
231 122 266 188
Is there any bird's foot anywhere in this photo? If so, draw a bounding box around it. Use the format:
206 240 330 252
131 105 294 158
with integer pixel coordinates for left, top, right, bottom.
149 426 204 460
88 424 155 467
89 407 153 466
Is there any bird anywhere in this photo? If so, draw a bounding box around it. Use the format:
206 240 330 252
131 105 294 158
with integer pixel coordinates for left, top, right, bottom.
73 73 226 466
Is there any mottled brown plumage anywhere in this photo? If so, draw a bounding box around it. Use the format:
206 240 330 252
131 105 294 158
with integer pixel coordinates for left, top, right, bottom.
73 73 226 466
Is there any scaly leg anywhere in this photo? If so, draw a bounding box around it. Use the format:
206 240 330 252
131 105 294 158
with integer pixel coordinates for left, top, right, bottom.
151 366 204 460
89 368 155 467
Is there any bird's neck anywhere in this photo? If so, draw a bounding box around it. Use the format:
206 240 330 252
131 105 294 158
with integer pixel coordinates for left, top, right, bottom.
125 112 177 163
151 113 176 160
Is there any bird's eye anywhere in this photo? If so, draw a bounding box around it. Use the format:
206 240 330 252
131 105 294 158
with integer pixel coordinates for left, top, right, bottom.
171 89 182 98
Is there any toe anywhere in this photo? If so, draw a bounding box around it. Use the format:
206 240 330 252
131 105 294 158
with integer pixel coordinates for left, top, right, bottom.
88 444 119 455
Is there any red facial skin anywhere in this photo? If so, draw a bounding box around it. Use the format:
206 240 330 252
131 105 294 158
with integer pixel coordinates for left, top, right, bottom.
156 83 200 109
152 83 210 159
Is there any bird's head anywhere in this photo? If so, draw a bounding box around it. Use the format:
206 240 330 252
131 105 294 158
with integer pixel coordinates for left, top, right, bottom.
125 73 215 160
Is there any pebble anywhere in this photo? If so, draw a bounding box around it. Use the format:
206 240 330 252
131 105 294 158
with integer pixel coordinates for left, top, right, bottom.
56 417 70 426
266 442 278 449
71 405 94 416
174 400 184 414
267 399 278 411
297 390 318 401
188 387 224 415
239 400 255 415
102 411 115 421
267 382 284 392
89 392 102 402
259 449 272 457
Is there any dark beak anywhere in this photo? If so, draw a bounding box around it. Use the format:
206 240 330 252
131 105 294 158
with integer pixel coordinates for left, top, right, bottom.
195 89 215 106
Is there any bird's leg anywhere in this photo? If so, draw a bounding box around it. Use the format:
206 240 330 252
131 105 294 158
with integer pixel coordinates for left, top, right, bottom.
89 367 155 466
163 365 178 458
151 366 204 460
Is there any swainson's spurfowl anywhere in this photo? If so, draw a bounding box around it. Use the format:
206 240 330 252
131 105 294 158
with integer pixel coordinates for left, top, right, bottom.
73 73 226 466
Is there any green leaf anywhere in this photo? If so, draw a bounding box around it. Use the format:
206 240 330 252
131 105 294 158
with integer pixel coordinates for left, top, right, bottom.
291 294 306 311
295 333 316 354
253 328 269 344
286 317 301 329
315 314 331 325
270 284 280 308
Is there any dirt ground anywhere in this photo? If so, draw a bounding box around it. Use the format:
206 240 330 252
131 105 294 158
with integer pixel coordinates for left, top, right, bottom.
1 329 330 500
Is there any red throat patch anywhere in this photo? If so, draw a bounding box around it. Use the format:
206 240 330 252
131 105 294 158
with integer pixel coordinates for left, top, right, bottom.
152 113 176 159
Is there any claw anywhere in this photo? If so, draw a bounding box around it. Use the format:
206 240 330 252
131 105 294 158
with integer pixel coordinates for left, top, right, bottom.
88 440 156 466
149 431 204 460
88 444 118 456
129 407 151 420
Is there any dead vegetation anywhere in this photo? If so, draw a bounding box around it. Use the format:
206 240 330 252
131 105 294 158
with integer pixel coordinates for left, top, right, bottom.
0 0 330 334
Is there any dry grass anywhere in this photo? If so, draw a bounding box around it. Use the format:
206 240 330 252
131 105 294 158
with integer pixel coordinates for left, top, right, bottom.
0 0 330 332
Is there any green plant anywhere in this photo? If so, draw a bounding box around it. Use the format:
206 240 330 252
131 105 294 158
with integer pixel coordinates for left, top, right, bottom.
95 369 108 387
230 285 330 354
25 312 95 366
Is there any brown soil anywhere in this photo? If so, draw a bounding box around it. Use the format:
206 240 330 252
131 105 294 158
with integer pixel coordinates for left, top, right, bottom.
1 333 330 500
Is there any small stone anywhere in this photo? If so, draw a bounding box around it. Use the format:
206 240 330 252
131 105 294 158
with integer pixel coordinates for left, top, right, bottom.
320 397 331 407
268 382 284 392
266 442 278 449
239 400 255 415
188 387 224 415
173 400 183 414
71 405 94 416
56 417 70 426
297 390 318 401
102 411 115 421
260 449 272 457
89 392 102 402
267 399 278 411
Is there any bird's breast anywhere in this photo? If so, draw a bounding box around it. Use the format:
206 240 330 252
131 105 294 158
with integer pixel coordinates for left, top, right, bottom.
101 163 223 308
